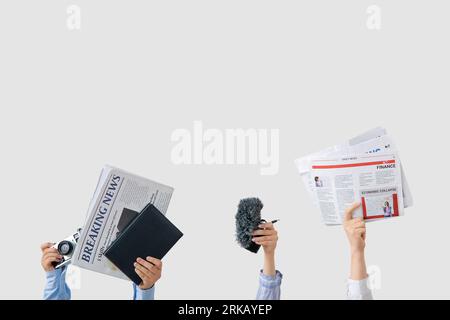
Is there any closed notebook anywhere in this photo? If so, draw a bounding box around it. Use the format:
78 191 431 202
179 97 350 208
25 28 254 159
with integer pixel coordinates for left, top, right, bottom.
104 203 183 285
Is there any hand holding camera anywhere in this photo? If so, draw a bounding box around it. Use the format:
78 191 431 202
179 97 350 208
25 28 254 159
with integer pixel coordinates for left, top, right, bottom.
40 228 82 272
41 229 164 291
40 242 62 272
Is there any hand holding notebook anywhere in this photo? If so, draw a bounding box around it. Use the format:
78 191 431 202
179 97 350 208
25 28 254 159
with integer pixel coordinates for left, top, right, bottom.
104 203 183 285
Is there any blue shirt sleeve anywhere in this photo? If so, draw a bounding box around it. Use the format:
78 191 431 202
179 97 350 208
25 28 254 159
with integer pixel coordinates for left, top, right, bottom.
133 283 155 300
43 267 71 300
256 270 282 300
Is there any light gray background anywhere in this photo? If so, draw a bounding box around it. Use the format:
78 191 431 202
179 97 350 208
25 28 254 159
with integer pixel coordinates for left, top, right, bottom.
0 1 449 299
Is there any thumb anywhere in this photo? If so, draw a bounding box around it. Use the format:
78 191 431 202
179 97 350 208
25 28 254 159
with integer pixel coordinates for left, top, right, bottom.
344 202 361 221
40 242 54 252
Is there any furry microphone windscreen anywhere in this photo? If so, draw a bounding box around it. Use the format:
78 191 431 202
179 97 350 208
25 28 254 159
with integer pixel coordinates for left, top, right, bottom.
235 197 264 253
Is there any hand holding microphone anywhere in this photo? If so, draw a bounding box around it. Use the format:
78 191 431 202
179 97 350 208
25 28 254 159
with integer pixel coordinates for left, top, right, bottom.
235 198 279 254
251 221 279 256
253 220 279 277
235 198 279 277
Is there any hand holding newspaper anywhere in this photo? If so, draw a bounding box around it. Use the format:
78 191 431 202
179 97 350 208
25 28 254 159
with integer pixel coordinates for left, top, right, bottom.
296 128 412 225
72 166 174 280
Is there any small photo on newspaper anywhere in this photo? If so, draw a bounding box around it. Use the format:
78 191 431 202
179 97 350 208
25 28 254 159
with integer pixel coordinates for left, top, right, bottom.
310 153 404 225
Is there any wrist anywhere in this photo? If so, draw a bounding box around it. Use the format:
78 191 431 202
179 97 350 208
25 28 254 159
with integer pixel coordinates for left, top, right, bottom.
263 251 276 276
42 263 55 273
45 268 60 277
139 283 155 290
351 248 365 258
349 250 368 281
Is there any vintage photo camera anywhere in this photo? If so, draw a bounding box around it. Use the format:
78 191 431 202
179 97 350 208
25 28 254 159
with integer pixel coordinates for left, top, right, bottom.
52 228 82 269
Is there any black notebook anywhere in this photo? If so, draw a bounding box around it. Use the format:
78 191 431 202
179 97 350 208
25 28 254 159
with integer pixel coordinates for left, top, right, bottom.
104 203 183 285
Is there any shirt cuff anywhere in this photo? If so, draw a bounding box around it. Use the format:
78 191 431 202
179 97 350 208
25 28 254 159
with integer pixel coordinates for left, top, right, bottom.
259 270 283 288
45 268 63 289
134 285 155 300
347 277 373 300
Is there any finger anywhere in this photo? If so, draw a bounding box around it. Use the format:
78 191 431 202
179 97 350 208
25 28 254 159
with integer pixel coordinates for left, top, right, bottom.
43 253 62 260
344 202 361 221
45 256 61 263
136 258 155 270
135 267 147 282
40 242 54 252
352 217 364 223
44 256 61 265
137 257 159 272
252 235 276 242
355 228 366 236
145 257 162 270
43 247 58 255
253 236 277 244
252 229 276 236
353 221 365 229
258 222 274 230
254 240 276 246
134 261 155 276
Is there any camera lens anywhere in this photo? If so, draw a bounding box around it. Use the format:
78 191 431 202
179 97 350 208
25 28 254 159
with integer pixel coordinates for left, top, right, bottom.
58 241 74 256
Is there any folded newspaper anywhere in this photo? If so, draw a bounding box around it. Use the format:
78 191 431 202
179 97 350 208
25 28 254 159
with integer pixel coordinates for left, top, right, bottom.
295 128 412 225
72 165 174 280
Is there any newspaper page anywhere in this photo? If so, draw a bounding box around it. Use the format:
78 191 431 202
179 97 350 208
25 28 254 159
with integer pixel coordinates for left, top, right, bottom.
72 165 174 280
295 128 413 209
295 128 387 201
311 153 404 225
344 134 413 208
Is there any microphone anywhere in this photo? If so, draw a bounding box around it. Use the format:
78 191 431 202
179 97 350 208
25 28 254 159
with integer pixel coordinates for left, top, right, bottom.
235 197 264 253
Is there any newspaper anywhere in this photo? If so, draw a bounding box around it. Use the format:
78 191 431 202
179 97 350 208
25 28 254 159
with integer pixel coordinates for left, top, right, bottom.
311 153 404 225
72 165 174 280
295 127 413 208
295 128 412 225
